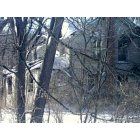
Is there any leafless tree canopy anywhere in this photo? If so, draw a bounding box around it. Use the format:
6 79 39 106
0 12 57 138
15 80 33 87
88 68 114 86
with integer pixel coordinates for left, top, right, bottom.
0 17 140 123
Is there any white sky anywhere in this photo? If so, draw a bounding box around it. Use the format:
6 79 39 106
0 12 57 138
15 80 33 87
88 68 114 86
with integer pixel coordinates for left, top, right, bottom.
62 22 73 38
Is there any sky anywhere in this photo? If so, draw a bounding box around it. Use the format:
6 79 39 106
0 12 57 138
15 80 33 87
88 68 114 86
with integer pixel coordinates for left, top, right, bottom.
62 22 73 38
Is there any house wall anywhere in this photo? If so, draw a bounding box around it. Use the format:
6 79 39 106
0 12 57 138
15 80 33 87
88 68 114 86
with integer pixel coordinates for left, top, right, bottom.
3 69 40 111
25 69 40 111
66 18 140 105
3 67 71 112
31 45 47 60
4 73 16 109
128 38 140 65
116 37 140 79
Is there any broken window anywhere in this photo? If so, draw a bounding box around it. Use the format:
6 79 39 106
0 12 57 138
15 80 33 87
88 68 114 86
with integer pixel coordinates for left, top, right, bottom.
7 76 12 94
118 74 128 83
28 75 34 92
118 33 131 62
118 43 128 62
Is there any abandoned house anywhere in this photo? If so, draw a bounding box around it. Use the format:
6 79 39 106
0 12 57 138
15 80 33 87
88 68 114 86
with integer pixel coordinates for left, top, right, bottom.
2 45 70 111
1 17 140 113
63 18 140 108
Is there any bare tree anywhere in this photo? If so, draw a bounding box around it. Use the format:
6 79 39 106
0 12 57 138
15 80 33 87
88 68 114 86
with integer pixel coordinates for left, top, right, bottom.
31 17 64 123
0 17 140 123
0 17 46 122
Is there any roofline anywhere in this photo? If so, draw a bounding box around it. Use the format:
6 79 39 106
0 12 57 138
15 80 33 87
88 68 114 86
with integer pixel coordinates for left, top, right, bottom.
119 17 137 29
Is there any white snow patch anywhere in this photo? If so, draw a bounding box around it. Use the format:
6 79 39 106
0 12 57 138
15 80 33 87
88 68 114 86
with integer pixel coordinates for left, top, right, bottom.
53 56 69 70
30 54 69 71
0 109 114 123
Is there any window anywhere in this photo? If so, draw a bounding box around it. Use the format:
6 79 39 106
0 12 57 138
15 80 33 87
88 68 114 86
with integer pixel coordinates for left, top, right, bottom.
90 39 101 59
118 74 128 83
7 77 12 94
28 75 34 92
118 43 128 61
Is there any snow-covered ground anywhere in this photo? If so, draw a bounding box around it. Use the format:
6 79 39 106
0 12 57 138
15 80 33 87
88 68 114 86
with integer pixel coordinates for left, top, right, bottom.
0 109 114 123
0 109 17 123
1 108 140 123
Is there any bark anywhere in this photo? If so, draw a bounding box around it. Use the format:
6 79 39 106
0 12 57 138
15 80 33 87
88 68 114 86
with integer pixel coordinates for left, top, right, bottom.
15 17 27 123
105 17 117 99
106 17 116 66
16 47 26 123
0 17 44 122
30 17 64 123
15 17 44 122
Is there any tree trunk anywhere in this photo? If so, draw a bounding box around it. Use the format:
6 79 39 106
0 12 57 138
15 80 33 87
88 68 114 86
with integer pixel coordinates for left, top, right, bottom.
105 17 117 100
15 17 27 123
30 17 64 123
106 17 116 66
16 47 26 123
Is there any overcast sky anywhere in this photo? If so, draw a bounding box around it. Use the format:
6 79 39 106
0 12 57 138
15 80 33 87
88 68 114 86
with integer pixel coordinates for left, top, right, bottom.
62 22 73 38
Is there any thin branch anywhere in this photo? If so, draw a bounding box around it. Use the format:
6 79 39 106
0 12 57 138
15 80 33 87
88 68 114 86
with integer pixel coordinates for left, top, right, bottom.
0 64 16 74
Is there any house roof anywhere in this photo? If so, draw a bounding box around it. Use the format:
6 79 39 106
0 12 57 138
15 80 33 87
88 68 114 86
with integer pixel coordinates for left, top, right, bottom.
30 57 69 71
3 51 69 76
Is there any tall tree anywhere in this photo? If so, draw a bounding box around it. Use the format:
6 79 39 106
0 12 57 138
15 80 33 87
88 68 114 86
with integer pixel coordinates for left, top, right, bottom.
105 17 117 100
31 17 64 123
9 17 44 123
15 17 28 123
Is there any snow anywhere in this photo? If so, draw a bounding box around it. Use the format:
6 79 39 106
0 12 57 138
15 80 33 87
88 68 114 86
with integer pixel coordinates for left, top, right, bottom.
30 61 42 70
0 109 114 123
3 50 69 76
30 50 69 71
53 56 69 70
2 108 139 123
0 109 16 123
2 69 16 75
0 109 80 123
55 50 60 57
30 56 69 71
